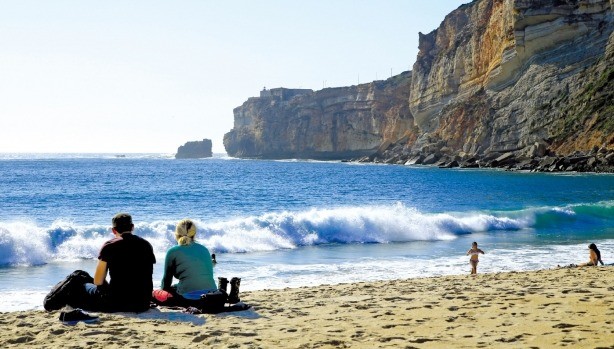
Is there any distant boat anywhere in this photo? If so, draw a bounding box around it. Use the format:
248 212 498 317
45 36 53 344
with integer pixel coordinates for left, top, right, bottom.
115 154 126 158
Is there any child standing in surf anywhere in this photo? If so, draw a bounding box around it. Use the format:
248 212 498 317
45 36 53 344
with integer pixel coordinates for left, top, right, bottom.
467 242 485 275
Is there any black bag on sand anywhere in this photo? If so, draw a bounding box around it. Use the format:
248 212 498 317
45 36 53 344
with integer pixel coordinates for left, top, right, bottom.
43 270 93 311
183 294 251 315
197 287 251 314
198 290 228 314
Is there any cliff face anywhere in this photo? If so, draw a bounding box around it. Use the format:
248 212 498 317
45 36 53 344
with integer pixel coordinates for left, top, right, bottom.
224 72 416 159
224 0 613 165
410 0 613 157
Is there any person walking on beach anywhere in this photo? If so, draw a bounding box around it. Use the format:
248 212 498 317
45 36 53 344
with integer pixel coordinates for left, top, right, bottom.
467 242 485 275
80 213 156 312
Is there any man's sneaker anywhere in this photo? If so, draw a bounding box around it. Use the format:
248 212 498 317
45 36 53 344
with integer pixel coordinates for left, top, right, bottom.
59 308 99 325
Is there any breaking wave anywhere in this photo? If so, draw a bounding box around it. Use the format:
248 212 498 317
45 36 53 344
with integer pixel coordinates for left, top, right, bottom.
0 201 611 266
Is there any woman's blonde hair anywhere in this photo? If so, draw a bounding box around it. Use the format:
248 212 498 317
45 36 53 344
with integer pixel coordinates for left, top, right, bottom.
175 219 196 246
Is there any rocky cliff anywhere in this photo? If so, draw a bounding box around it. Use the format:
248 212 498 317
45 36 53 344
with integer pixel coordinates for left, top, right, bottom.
224 0 613 171
224 72 416 160
408 0 613 158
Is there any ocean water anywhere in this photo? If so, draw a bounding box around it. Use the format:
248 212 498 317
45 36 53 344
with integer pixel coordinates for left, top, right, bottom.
0 153 612 312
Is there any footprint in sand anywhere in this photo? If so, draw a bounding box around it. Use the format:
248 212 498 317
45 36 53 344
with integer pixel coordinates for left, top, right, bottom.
408 338 436 343
82 330 114 336
495 334 524 343
192 334 208 343
351 330 365 338
552 323 578 329
6 335 35 344
50 328 66 335
233 331 258 337
312 339 348 347
379 336 407 342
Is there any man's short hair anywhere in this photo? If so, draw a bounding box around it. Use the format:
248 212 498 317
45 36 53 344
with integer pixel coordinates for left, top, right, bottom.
112 213 134 234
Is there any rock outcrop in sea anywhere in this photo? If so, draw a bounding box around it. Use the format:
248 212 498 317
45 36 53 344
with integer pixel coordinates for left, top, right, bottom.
175 139 213 159
224 0 614 172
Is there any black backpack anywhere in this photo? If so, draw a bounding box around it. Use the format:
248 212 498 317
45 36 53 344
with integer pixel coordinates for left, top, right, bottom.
43 270 94 311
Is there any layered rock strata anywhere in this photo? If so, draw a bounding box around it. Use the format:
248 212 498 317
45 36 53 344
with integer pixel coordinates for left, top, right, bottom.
224 0 613 172
407 0 613 161
224 73 416 160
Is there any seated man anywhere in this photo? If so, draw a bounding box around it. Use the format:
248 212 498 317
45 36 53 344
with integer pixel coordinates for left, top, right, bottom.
81 213 156 312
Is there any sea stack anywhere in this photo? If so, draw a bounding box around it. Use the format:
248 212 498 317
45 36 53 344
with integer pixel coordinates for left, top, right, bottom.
175 139 213 159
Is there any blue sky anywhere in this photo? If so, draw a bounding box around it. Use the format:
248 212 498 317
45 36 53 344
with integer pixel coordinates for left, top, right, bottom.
0 1 468 154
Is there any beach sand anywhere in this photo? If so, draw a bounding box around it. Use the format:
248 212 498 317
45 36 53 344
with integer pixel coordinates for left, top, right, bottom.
1 267 613 348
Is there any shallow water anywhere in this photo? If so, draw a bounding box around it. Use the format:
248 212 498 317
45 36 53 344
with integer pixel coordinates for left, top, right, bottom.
0 154 612 311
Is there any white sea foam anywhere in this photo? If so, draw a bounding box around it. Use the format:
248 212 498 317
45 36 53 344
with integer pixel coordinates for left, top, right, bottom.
0 221 53 266
229 240 614 292
1 201 612 267
0 291 49 312
0 203 578 267
2 239 612 312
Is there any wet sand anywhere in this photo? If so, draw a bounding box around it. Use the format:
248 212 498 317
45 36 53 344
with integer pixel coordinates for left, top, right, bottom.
1 267 613 348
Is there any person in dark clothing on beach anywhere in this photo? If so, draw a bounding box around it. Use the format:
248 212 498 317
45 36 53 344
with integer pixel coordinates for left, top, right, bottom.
44 213 156 320
80 213 156 312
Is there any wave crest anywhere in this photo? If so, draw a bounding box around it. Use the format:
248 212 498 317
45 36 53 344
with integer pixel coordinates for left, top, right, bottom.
0 202 611 266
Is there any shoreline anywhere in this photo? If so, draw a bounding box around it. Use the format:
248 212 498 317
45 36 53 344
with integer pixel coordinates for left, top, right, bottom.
358 147 614 173
1 267 613 348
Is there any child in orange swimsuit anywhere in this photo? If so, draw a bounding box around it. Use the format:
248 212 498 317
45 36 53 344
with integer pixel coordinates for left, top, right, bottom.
466 242 485 275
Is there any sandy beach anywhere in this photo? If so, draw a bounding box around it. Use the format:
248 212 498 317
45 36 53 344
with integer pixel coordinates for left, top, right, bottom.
1 267 613 348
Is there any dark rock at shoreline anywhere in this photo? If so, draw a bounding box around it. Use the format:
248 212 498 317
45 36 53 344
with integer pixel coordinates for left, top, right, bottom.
359 144 614 173
422 154 439 165
175 139 213 159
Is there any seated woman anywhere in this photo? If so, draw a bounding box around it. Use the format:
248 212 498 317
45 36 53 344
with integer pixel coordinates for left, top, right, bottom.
578 243 604 267
153 219 217 306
